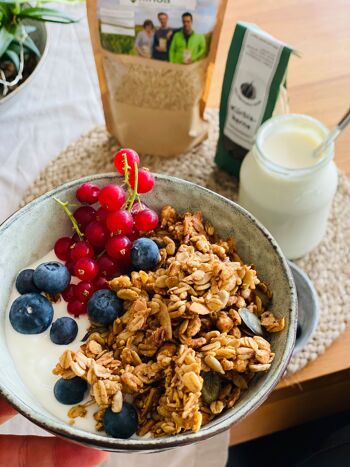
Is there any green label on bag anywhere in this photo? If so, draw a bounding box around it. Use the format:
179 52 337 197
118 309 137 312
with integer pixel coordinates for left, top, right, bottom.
215 22 293 178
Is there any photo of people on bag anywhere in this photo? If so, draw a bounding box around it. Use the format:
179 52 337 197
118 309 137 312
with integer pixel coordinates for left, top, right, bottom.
91 0 225 157
98 0 216 65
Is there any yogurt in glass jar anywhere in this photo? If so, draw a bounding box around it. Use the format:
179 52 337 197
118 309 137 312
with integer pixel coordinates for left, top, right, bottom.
238 114 338 259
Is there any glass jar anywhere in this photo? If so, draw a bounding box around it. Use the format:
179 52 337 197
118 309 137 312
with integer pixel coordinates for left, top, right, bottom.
238 114 338 259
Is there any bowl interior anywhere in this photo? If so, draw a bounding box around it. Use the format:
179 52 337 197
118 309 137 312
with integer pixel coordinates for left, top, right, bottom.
0 174 297 451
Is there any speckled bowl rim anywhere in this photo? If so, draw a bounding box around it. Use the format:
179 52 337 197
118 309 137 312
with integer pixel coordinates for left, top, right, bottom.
0 173 297 452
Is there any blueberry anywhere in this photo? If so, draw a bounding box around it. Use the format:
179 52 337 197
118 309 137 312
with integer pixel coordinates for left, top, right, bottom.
15 269 41 294
50 317 78 345
54 377 88 405
103 403 138 439
131 238 160 271
9 293 54 334
87 289 123 326
33 262 71 294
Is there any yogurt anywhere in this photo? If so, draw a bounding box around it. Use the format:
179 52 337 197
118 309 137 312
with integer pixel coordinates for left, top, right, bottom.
238 114 338 259
5 250 101 434
260 119 324 169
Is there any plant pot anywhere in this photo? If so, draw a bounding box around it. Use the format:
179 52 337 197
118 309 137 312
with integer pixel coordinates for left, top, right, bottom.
0 19 49 111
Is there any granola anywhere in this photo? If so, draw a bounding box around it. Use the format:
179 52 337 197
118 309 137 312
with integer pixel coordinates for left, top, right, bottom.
53 206 285 437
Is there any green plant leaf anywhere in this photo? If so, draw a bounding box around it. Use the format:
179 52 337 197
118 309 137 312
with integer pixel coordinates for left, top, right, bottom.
4 48 19 69
18 7 76 23
7 41 20 54
0 2 20 20
13 22 26 42
24 25 36 33
23 34 40 56
0 26 14 57
0 0 83 4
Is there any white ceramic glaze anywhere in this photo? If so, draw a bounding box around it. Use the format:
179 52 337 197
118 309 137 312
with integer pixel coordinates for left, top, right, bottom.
0 173 297 452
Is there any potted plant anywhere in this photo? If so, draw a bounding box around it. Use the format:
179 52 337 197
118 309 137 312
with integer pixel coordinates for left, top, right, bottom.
0 0 77 107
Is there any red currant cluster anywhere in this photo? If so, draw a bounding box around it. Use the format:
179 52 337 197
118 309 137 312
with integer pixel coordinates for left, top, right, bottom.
53 149 158 317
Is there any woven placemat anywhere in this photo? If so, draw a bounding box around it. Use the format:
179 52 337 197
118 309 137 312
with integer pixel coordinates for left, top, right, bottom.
21 110 350 375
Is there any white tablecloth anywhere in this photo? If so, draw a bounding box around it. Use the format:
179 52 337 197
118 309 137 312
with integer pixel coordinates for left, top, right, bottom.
0 6 229 465
0 5 104 222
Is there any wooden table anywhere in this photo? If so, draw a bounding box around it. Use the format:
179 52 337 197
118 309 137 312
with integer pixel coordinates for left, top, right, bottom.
207 0 350 445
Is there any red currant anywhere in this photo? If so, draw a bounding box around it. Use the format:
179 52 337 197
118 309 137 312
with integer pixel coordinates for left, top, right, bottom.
70 240 94 262
74 257 99 281
106 235 131 260
73 206 96 231
130 201 147 216
106 209 134 235
85 221 109 248
96 255 118 279
61 283 76 302
130 168 154 194
128 227 139 242
76 183 100 204
67 300 87 317
74 281 95 302
98 185 126 212
96 207 109 224
71 233 80 243
93 276 109 291
65 261 76 276
114 148 140 175
134 209 159 232
54 237 72 261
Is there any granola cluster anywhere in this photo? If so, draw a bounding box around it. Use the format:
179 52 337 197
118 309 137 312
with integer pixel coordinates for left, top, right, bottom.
53 206 285 437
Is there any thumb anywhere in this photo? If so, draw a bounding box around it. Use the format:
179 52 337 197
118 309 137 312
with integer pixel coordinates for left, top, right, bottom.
0 435 109 467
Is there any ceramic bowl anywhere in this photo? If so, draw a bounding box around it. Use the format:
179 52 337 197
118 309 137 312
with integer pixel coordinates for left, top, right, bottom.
0 173 297 452
288 262 319 354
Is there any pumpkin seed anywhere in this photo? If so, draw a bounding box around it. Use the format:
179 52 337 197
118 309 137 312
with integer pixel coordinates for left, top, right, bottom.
238 307 264 337
201 371 221 404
